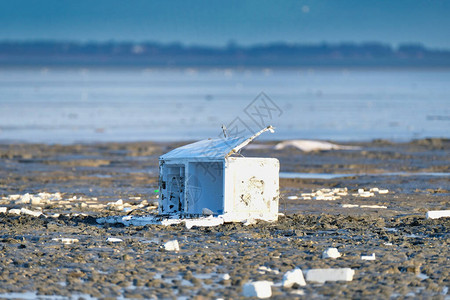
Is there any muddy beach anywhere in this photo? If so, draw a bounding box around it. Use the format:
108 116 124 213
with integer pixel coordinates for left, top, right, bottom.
0 139 449 299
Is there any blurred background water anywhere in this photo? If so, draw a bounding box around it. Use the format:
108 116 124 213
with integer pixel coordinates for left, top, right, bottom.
0 67 448 143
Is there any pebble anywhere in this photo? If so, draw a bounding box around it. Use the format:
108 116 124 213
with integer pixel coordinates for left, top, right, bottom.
306 268 355 283
322 247 341 259
282 268 306 288
242 281 272 298
163 240 180 251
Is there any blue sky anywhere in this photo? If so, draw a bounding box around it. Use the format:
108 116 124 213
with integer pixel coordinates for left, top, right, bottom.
1 0 449 48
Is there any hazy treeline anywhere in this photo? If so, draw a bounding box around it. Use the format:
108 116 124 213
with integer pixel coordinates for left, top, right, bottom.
1 41 449 67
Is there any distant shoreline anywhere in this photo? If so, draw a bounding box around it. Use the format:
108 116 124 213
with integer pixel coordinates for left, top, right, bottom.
1 41 450 68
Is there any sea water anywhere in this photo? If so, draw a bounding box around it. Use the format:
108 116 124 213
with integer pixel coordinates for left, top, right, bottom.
0 68 448 143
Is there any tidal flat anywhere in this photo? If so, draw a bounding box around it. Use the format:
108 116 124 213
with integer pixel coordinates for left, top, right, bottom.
0 139 448 299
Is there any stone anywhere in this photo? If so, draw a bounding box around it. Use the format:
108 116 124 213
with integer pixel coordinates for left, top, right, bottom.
306 268 355 283
282 268 306 288
322 247 341 259
242 281 272 298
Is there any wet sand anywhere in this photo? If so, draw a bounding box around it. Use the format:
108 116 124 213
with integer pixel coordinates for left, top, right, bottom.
0 139 449 299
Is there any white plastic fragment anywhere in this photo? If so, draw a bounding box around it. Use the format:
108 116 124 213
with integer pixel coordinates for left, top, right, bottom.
378 189 389 194
258 266 279 274
8 209 21 215
306 268 355 283
282 269 306 288
107 199 124 211
0 207 7 214
106 237 123 243
360 205 387 209
185 216 224 229
426 210 450 219
287 195 298 200
290 290 305 296
221 273 231 281
274 140 359 152
20 208 42 217
322 247 341 259
242 281 273 298
242 218 257 226
342 204 359 208
359 191 375 198
342 204 387 209
163 240 180 251
52 238 79 244
15 193 32 204
8 194 21 201
417 273 429 280
361 253 376 261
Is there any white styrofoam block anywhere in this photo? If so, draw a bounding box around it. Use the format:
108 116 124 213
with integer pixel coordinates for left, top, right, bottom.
360 205 387 209
322 247 341 259
242 281 272 298
306 268 355 283
221 273 230 281
20 208 42 217
426 210 450 219
9 209 21 215
52 238 79 244
184 216 224 229
0 207 7 214
282 269 306 288
15 193 32 204
106 237 123 243
361 253 376 261
163 240 180 251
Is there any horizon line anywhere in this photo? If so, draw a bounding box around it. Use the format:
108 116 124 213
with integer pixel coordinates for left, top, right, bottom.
1 39 448 51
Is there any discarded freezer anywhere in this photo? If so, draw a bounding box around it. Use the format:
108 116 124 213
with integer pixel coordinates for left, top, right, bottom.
158 126 279 221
